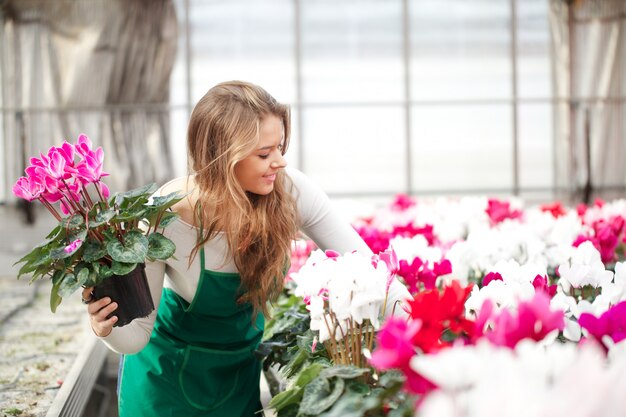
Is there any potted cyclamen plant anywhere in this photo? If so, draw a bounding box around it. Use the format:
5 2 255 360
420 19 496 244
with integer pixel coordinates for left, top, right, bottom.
13 134 184 326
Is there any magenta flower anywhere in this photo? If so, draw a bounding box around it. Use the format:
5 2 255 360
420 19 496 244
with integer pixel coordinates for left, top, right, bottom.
99 182 110 198
532 274 557 297
63 239 83 254
45 149 70 180
486 198 522 225
391 193 416 211
75 133 93 157
482 271 503 287
355 224 391 254
13 176 45 201
481 292 564 348
370 317 421 370
56 141 76 166
579 301 626 347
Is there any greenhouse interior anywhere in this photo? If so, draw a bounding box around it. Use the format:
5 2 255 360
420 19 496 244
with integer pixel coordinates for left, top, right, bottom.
1 0 625 416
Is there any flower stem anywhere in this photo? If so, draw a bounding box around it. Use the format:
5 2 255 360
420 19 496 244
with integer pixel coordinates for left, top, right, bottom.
39 197 62 222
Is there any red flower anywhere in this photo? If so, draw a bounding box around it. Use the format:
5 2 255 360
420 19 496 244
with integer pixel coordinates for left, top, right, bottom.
406 281 474 352
540 201 567 218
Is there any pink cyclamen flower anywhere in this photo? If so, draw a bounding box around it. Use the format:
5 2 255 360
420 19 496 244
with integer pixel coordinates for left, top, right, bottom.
486 198 522 225
532 274 557 297
376 248 400 291
75 133 93 157
390 193 416 211
45 149 70 180
13 176 45 201
370 317 422 370
482 271 503 287
579 300 626 347
76 146 109 184
63 239 83 254
481 291 564 348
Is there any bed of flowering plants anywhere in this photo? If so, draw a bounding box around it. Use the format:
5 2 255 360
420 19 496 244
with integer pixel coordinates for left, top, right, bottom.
260 196 626 417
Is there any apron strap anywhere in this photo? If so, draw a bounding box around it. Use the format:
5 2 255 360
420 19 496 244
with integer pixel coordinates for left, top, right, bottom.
200 244 205 271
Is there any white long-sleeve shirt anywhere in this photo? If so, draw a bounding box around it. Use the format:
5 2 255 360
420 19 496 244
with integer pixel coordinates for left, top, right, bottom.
100 167 409 353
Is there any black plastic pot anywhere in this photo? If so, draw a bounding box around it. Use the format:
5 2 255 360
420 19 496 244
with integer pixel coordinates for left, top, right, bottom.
92 263 154 327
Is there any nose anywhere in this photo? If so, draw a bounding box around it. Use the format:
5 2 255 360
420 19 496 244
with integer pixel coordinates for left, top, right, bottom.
270 152 287 169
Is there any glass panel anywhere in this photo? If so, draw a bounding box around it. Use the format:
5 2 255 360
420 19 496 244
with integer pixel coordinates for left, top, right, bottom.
301 0 403 103
410 0 512 100
302 106 406 194
517 0 552 98
411 104 513 192
189 0 295 104
170 0 190 106
518 103 554 189
170 108 189 178
284 108 301 171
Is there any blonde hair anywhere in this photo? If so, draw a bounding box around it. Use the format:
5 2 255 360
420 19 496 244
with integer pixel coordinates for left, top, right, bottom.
187 81 298 318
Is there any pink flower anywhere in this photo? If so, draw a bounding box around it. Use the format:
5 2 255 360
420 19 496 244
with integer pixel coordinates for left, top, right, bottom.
75 133 93 157
481 291 565 348
13 176 45 201
63 239 83 254
482 271 503 287
486 198 522 225
355 225 391 254
391 193 416 211
370 317 421 370
392 223 436 245
374 248 400 291
45 149 70 180
579 301 626 348
76 147 109 183
532 274 557 297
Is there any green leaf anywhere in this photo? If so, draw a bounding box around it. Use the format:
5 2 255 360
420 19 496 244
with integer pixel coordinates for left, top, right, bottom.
82 240 107 262
106 231 148 263
115 183 158 206
60 214 85 230
345 380 371 396
149 191 186 209
89 209 115 228
269 387 303 412
281 348 308 379
320 366 369 380
68 227 87 243
46 224 62 240
299 377 345 416
58 273 81 298
295 362 325 387
110 261 138 276
317 393 378 417
156 211 179 228
147 233 176 260
50 271 64 313
75 267 90 286
98 264 115 280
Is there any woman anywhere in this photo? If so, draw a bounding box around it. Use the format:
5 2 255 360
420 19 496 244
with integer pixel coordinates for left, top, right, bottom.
83 81 409 416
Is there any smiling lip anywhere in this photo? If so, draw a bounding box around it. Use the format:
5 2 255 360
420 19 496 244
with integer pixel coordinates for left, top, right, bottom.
263 174 277 182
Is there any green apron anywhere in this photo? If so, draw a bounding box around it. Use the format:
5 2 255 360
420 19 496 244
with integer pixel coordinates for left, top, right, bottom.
118 248 265 417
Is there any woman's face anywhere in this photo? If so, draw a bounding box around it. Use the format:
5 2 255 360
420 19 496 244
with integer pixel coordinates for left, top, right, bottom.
234 114 287 195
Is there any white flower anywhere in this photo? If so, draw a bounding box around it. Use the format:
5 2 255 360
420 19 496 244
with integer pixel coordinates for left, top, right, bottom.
557 241 613 291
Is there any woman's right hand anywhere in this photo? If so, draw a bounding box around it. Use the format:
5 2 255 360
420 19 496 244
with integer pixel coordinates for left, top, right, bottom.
82 287 118 337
